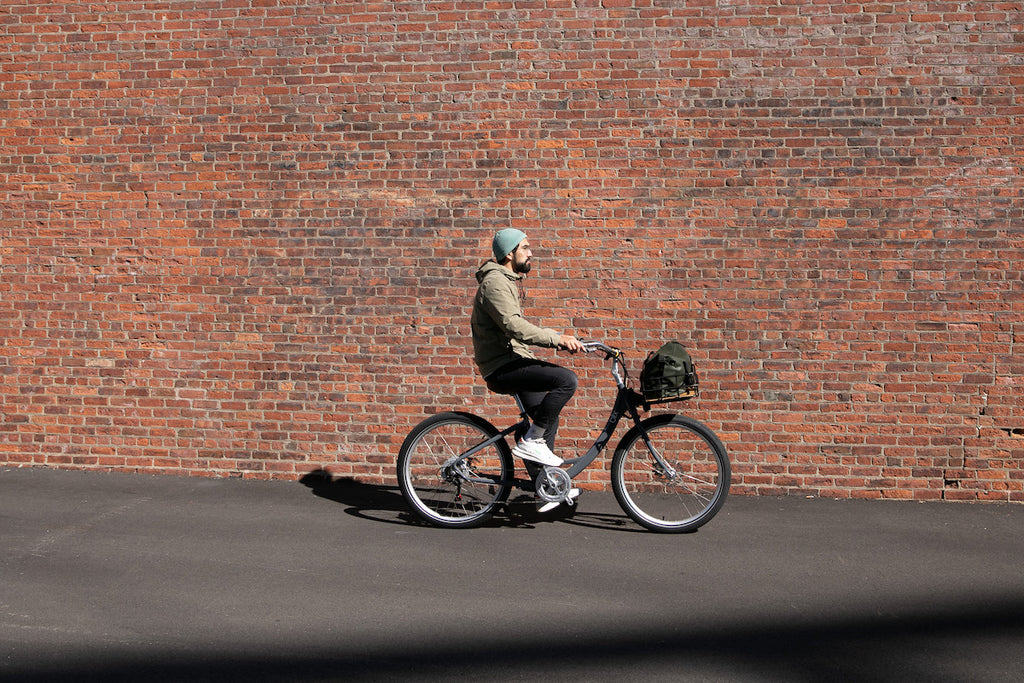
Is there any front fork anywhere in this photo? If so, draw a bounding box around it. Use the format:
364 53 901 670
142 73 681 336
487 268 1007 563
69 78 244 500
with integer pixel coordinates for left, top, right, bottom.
625 390 679 481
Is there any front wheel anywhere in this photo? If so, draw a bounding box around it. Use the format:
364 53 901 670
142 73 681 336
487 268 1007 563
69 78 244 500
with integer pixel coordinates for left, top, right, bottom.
397 412 514 528
611 414 730 533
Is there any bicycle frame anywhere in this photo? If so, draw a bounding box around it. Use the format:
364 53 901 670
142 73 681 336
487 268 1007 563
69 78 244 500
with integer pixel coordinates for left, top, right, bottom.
561 382 645 478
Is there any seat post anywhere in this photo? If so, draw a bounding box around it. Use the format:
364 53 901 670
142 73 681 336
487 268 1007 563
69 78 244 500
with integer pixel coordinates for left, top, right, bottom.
512 394 529 422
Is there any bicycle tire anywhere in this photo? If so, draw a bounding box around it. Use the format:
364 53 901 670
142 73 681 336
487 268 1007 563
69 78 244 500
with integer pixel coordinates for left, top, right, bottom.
611 413 730 533
397 411 514 529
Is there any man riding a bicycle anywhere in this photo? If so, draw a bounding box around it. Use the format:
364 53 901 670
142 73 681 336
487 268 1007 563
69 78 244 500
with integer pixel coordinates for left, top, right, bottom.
397 235 729 529
471 229 584 477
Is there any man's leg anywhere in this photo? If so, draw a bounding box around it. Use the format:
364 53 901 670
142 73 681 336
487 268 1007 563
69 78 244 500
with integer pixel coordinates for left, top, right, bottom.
487 359 582 507
486 359 578 453
518 390 567 452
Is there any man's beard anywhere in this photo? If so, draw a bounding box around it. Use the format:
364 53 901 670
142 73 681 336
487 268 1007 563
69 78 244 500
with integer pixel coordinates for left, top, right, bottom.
513 259 532 274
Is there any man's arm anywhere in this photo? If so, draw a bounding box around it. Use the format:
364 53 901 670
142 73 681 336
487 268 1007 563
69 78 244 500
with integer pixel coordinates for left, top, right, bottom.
480 275 562 348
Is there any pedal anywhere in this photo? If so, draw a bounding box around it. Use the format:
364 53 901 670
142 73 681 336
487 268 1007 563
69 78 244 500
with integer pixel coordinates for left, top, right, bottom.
537 499 561 513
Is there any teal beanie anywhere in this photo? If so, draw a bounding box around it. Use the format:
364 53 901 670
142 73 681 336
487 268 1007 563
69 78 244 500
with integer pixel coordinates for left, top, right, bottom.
492 228 527 261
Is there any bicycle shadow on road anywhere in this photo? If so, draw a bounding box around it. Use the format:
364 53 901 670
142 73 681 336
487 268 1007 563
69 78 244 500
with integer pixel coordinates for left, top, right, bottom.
299 469 644 532
299 469 414 527
504 493 650 532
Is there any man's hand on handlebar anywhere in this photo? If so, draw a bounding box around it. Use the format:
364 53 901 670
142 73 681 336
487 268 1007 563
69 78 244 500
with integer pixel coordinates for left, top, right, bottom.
558 334 586 354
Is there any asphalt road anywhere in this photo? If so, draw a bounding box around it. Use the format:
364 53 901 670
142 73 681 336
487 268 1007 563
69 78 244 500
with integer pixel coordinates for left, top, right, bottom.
2 467 1023 681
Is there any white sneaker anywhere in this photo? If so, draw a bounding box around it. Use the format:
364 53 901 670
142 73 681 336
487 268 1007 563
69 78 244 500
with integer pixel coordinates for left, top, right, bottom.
539 488 581 513
511 438 563 467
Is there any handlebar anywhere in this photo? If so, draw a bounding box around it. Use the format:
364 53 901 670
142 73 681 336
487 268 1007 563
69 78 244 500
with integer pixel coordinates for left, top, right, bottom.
581 340 621 358
581 340 628 387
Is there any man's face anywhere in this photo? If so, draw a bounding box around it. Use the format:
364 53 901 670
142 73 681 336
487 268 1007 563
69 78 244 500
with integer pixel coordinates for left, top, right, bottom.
510 239 532 274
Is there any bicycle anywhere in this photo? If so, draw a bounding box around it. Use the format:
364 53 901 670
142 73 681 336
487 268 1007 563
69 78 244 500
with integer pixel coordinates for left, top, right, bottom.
396 341 730 533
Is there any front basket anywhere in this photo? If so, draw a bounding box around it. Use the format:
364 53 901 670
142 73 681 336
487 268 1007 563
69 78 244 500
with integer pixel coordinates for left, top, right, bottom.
641 382 699 405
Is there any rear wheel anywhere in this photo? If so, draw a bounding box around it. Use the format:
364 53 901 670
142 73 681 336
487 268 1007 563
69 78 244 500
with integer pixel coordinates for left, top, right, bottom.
611 414 729 533
397 412 514 528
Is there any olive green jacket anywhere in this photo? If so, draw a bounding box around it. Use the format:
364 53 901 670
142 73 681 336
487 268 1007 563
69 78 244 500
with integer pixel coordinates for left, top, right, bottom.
471 261 560 378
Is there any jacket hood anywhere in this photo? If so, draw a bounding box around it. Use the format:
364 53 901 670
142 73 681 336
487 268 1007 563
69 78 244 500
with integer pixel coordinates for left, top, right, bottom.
475 260 519 283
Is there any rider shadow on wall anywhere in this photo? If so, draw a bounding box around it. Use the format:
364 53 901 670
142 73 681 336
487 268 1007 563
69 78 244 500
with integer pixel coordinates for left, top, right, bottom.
299 468 638 531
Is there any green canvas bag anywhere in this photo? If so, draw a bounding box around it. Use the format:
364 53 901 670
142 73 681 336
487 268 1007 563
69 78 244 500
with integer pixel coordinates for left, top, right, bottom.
639 341 699 404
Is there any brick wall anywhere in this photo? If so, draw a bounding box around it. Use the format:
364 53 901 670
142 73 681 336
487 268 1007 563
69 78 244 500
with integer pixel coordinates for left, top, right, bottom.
1 1 1021 501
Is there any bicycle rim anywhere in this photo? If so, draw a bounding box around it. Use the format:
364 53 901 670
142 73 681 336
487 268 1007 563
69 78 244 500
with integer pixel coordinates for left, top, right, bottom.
612 415 729 533
398 413 512 528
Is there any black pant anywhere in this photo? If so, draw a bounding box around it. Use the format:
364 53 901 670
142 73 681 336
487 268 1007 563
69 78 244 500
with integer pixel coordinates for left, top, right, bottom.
485 358 578 451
